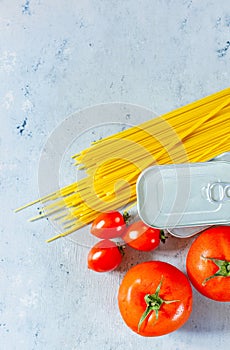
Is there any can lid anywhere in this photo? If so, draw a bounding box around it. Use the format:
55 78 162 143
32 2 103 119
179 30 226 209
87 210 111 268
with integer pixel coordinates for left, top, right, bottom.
137 161 230 229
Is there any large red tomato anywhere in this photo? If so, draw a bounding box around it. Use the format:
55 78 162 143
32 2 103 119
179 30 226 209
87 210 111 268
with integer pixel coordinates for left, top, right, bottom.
186 226 230 301
118 261 193 337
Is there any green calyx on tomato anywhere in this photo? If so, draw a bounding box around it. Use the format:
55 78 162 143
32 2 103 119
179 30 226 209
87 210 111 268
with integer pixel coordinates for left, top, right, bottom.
160 230 167 244
138 277 179 332
201 255 230 286
122 211 131 225
117 242 126 256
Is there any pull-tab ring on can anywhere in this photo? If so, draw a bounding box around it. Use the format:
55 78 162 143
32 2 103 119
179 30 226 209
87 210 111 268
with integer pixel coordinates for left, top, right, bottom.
208 182 230 203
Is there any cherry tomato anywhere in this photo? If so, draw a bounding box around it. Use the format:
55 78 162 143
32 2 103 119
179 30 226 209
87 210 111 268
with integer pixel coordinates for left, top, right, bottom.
122 220 165 251
118 261 193 337
186 226 230 301
87 239 123 272
91 211 128 239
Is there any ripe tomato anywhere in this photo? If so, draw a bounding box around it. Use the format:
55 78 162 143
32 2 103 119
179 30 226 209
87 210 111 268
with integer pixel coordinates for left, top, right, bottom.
118 261 192 337
122 220 165 251
91 211 129 239
186 226 230 301
87 239 123 272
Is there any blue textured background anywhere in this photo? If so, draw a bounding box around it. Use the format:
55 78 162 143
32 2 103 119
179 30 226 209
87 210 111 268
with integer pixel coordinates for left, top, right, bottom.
1 1 230 349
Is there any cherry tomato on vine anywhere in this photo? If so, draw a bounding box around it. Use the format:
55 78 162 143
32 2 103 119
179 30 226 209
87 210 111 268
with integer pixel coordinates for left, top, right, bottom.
122 220 166 251
87 239 124 273
90 211 129 239
118 261 193 337
186 226 230 301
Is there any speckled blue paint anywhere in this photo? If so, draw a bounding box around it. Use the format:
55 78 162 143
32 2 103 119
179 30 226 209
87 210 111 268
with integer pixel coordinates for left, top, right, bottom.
217 41 230 57
225 15 230 27
22 0 31 15
180 18 188 30
32 58 43 72
55 39 69 61
22 85 30 97
17 117 28 135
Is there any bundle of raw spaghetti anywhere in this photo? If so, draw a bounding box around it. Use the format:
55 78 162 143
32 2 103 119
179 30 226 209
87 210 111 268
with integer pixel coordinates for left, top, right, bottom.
16 88 230 242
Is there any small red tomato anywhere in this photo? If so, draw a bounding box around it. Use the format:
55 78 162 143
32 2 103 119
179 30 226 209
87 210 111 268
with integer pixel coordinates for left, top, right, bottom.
87 239 123 272
122 220 164 251
91 211 129 239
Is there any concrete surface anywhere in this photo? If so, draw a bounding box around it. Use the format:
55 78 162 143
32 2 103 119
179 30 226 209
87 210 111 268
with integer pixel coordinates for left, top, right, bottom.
1 1 230 349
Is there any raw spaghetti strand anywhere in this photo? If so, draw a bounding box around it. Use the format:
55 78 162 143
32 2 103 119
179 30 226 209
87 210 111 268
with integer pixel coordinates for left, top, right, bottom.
15 88 230 242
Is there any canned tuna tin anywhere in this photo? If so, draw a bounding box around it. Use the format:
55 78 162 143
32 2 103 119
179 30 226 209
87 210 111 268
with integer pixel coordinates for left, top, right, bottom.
136 152 230 238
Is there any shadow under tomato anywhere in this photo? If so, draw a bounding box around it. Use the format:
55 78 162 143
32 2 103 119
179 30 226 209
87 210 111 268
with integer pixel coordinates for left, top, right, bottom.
179 287 230 333
115 234 194 275
116 245 156 275
157 234 195 253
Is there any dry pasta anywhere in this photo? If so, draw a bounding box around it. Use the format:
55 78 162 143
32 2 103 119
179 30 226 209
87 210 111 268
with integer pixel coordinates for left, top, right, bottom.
16 88 230 242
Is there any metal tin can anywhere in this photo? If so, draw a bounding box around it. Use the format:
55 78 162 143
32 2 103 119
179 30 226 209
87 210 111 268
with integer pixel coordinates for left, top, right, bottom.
136 152 230 238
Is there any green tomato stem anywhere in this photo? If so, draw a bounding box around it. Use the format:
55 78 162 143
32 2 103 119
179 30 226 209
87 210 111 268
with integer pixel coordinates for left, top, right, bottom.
160 230 168 244
122 211 131 225
116 242 125 257
201 255 230 285
138 276 180 332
